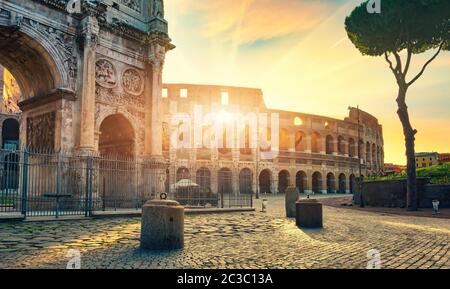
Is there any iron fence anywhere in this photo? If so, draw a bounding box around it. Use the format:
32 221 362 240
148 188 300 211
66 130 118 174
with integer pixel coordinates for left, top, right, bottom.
0 148 252 218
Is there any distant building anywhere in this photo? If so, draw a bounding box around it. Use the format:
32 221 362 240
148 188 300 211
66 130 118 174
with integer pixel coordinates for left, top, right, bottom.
439 153 450 164
415 152 439 168
384 163 405 175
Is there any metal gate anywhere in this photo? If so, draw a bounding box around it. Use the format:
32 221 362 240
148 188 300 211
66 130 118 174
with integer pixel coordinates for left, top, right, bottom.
0 149 253 219
0 148 164 218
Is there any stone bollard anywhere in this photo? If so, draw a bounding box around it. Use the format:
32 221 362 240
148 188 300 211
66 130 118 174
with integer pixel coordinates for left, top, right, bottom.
141 199 184 250
296 199 323 228
285 186 299 218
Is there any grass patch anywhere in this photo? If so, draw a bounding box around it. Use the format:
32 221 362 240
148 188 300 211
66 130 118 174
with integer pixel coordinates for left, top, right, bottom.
367 163 450 184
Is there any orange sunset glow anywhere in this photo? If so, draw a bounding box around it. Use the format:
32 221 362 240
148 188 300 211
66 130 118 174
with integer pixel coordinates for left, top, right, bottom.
164 0 450 165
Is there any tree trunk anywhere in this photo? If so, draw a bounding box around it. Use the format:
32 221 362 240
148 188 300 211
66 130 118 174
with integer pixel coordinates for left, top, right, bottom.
396 85 417 211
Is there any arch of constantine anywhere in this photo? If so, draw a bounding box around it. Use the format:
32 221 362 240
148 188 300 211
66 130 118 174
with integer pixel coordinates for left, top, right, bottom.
0 0 172 157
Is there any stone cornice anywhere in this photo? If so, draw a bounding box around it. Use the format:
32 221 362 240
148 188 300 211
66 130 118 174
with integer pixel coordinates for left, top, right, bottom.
18 88 76 111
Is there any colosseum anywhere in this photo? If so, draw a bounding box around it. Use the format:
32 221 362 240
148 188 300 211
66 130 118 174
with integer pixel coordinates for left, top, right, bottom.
160 84 384 196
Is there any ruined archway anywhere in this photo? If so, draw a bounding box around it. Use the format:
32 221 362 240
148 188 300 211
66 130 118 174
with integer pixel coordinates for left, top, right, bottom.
326 172 336 194
99 114 135 156
0 23 73 151
278 170 290 194
0 26 67 101
218 168 233 195
296 171 307 194
338 173 347 194
312 172 322 194
239 168 253 195
2 118 19 149
259 169 272 194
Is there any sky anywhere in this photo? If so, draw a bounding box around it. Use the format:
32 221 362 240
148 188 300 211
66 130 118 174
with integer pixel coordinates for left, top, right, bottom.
163 0 450 165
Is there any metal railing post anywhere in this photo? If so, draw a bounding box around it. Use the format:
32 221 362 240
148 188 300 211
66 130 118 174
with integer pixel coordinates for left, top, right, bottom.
85 157 93 217
21 148 29 218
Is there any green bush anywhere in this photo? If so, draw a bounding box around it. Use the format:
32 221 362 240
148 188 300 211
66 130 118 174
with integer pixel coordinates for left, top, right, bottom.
368 163 450 184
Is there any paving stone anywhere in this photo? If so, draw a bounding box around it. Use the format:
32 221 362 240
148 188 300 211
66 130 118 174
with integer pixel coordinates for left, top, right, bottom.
0 196 449 269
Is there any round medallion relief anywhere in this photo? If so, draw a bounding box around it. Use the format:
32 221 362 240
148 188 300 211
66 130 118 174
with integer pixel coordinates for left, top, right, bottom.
95 59 117 88
122 68 143 95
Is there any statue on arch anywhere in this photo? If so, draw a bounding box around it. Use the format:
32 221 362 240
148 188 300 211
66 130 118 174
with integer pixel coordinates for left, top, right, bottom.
153 0 164 18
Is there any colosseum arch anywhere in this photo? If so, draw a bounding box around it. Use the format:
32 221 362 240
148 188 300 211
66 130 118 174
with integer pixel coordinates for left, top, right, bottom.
295 131 306 152
325 135 334 155
366 141 371 165
259 169 272 194
279 128 289 151
349 174 357 194
239 168 253 195
372 143 377 171
348 138 355 158
176 167 191 182
311 132 321 153
296 171 307 194
278 170 290 194
338 173 347 194
218 167 233 195
326 172 336 194
312 172 322 194
196 167 211 192
358 139 364 159
337 136 345 155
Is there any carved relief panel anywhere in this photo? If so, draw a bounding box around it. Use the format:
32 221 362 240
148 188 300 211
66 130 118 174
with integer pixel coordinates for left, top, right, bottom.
26 111 56 150
96 59 117 88
95 56 145 107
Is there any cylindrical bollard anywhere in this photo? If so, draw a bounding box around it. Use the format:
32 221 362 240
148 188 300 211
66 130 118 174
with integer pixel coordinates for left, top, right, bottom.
141 199 184 250
285 186 299 218
296 199 323 228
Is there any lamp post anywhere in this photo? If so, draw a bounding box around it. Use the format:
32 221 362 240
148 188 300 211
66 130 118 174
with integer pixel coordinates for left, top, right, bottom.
255 113 260 200
432 200 440 215
350 105 364 208
357 106 365 208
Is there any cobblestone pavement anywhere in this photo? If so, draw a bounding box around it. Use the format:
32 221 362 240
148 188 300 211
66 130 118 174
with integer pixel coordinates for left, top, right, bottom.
0 195 449 269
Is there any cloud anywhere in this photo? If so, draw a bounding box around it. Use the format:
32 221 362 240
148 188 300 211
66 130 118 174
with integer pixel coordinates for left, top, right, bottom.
177 0 336 45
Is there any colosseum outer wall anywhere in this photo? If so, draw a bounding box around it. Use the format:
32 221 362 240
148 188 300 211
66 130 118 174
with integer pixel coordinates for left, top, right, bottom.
161 84 385 195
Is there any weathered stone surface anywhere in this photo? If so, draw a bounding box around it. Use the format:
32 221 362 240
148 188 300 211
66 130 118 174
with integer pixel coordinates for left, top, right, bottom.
0 196 449 269
296 199 323 228
141 199 184 250
285 187 299 218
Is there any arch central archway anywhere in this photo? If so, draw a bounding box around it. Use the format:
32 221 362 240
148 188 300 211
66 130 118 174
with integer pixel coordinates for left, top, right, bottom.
99 114 135 156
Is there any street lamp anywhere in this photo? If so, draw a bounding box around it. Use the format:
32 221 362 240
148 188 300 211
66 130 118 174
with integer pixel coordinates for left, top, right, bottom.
262 199 268 212
349 105 364 208
432 200 440 215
